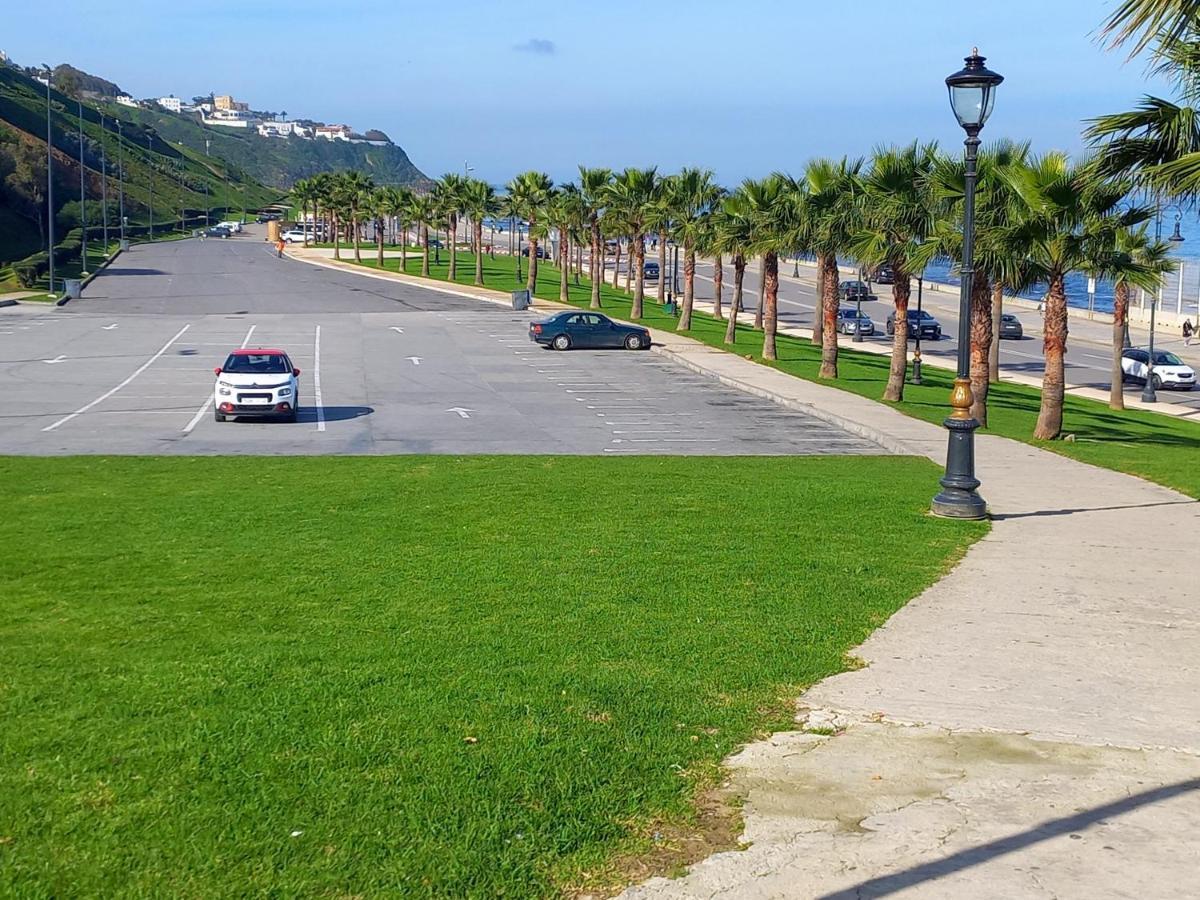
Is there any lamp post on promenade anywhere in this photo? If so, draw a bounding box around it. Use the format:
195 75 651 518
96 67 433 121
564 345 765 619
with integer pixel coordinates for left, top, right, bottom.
931 48 1002 520
43 65 55 298
1142 215 1185 403
146 134 154 240
116 120 126 244
78 98 88 275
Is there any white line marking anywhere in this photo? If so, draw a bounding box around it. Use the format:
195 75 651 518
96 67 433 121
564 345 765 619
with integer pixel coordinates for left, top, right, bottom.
390 326 405 333
612 430 682 434
43 324 192 432
447 407 473 418
183 323 256 433
314 325 326 432
42 355 67 365
102 324 118 330
406 356 422 366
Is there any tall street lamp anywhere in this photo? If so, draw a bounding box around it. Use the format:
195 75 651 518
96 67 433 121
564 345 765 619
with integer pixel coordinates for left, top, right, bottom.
1142 219 1185 403
932 48 1003 520
116 120 125 244
911 276 925 384
43 65 55 298
98 108 108 251
78 98 88 275
146 133 154 240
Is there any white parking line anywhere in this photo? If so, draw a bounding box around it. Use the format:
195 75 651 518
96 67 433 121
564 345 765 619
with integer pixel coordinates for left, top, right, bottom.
183 324 256 434
313 325 326 432
43 324 192 432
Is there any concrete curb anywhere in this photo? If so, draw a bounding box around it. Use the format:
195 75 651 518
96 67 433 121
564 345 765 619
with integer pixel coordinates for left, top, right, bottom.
649 344 918 456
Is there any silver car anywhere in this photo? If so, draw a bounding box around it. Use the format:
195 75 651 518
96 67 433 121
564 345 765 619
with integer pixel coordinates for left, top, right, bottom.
836 308 875 336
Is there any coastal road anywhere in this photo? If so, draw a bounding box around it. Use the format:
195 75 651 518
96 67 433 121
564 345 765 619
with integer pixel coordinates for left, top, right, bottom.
0 231 885 456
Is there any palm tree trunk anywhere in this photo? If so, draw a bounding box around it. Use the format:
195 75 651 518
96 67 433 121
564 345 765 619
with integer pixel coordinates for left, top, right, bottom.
1110 281 1129 410
421 224 430 277
678 243 697 330
304 201 311 248
474 221 484 285
725 255 744 344
333 212 341 260
526 217 538 293
612 241 621 289
819 252 839 379
883 275 911 401
448 215 458 282
400 219 407 272
625 240 634 293
657 231 667 303
632 235 646 319
812 257 824 346
753 258 765 330
713 254 724 320
560 230 570 302
353 213 362 262
762 250 779 360
969 274 993 425
590 222 602 309
376 219 384 267
989 281 1004 383
1034 273 1068 440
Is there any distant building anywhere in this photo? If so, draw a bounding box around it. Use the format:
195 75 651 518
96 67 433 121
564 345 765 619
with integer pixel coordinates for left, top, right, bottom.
157 95 181 113
257 120 309 139
214 94 249 112
115 94 139 108
203 108 259 129
315 124 352 141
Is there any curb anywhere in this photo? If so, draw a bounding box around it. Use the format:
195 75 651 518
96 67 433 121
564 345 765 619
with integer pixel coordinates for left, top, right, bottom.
650 344 919 457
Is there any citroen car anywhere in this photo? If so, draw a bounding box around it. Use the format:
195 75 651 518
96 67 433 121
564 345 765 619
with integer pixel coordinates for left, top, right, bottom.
529 311 651 350
213 349 301 422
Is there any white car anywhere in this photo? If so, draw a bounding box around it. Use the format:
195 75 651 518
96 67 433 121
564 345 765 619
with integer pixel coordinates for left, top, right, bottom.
1121 347 1196 390
217 220 243 234
281 228 310 243
213 349 300 422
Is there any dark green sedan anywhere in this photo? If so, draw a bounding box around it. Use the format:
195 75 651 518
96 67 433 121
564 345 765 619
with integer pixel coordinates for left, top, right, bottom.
529 311 651 351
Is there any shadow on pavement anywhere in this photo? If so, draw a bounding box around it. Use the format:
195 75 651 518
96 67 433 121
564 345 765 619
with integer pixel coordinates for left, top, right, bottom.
819 778 1200 900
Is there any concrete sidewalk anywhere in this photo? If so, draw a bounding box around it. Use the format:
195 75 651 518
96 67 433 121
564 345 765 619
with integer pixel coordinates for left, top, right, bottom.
620 336 1200 899
291 248 1200 898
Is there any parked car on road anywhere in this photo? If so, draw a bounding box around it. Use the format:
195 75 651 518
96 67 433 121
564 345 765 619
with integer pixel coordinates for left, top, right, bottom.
1120 348 1196 390
529 311 651 351
873 264 895 285
836 308 875 336
643 261 660 281
213 349 301 422
520 246 550 259
217 221 243 234
886 309 942 340
839 280 874 301
256 213 281 223
281 229 309 243
999 313 1024 339
203 225 232 239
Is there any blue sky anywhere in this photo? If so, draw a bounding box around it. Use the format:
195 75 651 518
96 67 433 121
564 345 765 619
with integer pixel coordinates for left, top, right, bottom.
2 0 1169 186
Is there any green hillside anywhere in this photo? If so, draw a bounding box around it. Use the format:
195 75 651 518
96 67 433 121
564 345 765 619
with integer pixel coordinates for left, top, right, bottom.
0 64 280 279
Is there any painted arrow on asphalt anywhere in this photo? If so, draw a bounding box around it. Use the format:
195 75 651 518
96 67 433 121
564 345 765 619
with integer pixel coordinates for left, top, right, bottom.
406 356 422 365
389 326 404 333
102 324 118 330
447 407 473 419
43 355 67 364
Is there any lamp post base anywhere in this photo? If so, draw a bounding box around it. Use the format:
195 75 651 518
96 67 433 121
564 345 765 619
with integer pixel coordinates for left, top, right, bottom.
931 378 987 520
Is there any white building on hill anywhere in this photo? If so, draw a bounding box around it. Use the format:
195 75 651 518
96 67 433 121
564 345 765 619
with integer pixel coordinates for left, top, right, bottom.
202 108 260 129
115 94 139 108
315 124 352 141
157 95 181 113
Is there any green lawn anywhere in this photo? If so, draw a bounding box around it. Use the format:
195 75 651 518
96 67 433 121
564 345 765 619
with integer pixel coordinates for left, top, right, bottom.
353 250 1200 499
1 455 982 897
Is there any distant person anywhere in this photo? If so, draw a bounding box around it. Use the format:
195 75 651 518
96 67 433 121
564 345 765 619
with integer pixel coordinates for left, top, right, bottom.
1184 318 1195 345
276 237 285 258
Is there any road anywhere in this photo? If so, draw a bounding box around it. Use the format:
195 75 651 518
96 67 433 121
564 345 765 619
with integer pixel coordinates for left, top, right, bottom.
0 230 884 456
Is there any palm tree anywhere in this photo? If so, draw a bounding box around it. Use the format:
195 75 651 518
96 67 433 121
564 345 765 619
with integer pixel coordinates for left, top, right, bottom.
578 166 612 309
850 143 941 402
698 215 724 320
310 172 335 248
798 158 863 378
433 173 467 282
1100 0 1200 54
369 188 391 267
711 197 755 344
729 176 789 360
459 178 499 286
670 168 723 331
507 171 554 293
336 171 374 263
409 192 438 278
290 178 319 248
552 184 586 302
607 167 658 318
387 186 415 272
645 174 676 305
1002 153 1154 439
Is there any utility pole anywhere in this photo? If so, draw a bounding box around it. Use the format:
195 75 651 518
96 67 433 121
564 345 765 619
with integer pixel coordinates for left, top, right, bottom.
146 133 154 240
98 108 108 251
116 120 125 243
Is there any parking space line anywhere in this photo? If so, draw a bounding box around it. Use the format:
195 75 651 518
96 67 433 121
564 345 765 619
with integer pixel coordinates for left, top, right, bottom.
183 323 256 434
42 324 192 432
313 325 325 432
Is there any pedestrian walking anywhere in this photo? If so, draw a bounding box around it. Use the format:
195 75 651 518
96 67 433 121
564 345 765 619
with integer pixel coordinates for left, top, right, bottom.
276 237 285 259
1184 318 1195 345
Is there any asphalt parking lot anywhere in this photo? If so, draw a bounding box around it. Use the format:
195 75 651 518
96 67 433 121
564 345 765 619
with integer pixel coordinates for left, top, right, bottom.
0 235 886 456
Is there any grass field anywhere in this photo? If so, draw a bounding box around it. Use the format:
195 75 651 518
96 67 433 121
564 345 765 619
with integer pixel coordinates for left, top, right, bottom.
351 250 1200 499
1 455 983 897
